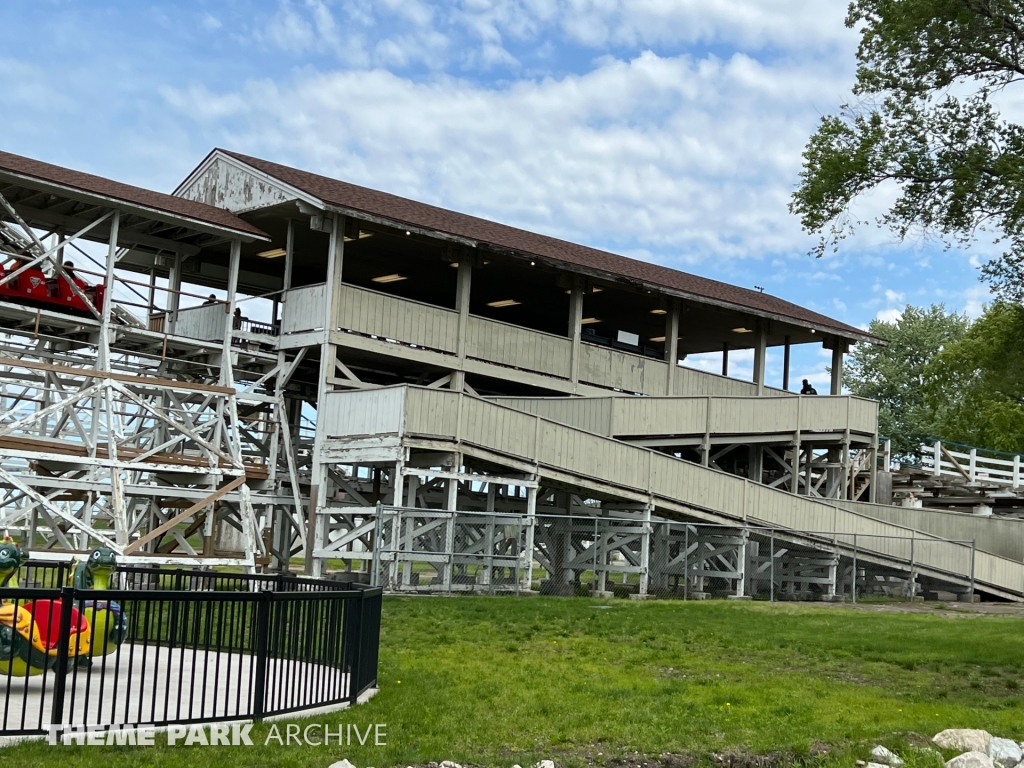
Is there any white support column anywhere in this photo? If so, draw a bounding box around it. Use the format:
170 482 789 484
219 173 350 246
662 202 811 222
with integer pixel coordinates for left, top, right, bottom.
734 528 748 598
568 276 583 389
221 239 241 387
166 251 182 335
782 335 791 391
97 210 121 371
830 343 844 396
308 215 345 577
452 257 472 392
664 300 680 395
442 462 459 590
521 485 538 591
638 503 652 597
752 321 767 396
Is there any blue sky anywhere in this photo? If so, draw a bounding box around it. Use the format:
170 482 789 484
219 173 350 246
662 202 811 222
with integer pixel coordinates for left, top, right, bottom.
0 0 994 389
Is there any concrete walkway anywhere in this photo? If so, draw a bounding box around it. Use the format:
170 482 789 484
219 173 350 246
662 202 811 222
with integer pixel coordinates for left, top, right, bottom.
0 643 349 733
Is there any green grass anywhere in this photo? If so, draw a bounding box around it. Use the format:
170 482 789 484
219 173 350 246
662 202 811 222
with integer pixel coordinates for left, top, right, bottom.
6 598 1024 768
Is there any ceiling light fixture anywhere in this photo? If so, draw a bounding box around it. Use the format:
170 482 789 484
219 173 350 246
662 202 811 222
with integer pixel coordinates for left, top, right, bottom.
450 262 459 268
650 308 667 315
649 336 666 342
581 317 601 324
732 327 753 334
487 299 520 308
372 274 407 284
257 248 287 259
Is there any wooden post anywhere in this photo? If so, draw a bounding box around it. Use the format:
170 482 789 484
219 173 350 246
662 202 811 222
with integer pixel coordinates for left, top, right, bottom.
452 256 472 392
221 239 241 388
97 210 121 371
721 342 729 377
753 322 767 395
166 251 182 335
308 214 345 576
568 276 583 389
782 335 791 391
830 344 844 395
664 300 680 395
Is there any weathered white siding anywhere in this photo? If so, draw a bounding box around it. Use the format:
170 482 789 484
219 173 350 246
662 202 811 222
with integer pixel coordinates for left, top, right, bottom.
174 304 225 342
337 283 459 354
488 394 878 438
281 283 327 335
466 317 572 379
320 386 407 438
579 344 668 394
178 157 297 213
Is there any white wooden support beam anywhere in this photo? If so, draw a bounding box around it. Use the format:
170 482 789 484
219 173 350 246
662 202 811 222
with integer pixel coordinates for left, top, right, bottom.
753 321 767 396
97 210 121 371
522 485 537 590
638 502 652 596
568 275 583 388
664 300 680 395
452 256 472 392
830 342 845 396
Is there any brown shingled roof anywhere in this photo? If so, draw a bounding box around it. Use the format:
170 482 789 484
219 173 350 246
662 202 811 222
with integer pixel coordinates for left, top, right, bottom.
0 150 267 239
220 149 874 342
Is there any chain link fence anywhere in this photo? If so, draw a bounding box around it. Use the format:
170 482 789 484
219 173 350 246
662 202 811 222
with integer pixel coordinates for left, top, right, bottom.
360 506 978 602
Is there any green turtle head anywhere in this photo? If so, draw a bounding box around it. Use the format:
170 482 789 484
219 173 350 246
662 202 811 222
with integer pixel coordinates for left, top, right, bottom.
87 546 117 572
0 538 24 572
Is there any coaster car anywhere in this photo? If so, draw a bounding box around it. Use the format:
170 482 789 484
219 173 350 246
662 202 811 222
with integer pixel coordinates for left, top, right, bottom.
0 263 105 314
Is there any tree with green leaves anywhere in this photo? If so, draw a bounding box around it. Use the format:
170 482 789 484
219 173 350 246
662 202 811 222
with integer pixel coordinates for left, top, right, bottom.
925 301 1024 451
791 0 1024 300
845 304 970 457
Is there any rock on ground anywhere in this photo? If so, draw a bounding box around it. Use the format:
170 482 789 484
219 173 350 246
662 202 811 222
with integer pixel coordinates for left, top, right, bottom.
988 738 1023 768
534 761 556 768
439 762 463 768
871 746 905 767
867 762 890 768
945 752 996 768
934 730 994 753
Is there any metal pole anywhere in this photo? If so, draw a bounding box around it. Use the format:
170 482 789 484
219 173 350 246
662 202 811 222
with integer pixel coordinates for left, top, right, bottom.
769 529 775 602
252 590 272 719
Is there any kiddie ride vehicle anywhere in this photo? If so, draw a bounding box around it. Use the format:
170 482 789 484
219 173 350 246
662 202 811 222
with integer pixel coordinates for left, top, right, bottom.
0 542 128 676
0 262 105 315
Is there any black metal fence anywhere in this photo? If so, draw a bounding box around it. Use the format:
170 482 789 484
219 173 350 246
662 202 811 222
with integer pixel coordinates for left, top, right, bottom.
0 566 382 737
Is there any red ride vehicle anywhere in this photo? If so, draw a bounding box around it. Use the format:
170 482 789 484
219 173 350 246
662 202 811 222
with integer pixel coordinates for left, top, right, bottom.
0 262 105 314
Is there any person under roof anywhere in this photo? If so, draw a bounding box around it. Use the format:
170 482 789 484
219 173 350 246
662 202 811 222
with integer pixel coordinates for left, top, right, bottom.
800 379 818 396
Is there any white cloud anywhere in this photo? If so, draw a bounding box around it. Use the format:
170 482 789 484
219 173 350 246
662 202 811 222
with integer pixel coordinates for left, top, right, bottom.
201 14 223 31
963 284 992 318
875 307 903 323
162 48 851 262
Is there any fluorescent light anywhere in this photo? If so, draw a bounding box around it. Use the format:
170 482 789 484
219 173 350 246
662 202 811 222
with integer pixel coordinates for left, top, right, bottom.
649 336 666 342
581 317 600 324
373 274 407 284
650 308 667 315
487 299 520 308
257 248 287 259
450 262 459 268
732 327 753 334
359 230 373 239
591 287 603 293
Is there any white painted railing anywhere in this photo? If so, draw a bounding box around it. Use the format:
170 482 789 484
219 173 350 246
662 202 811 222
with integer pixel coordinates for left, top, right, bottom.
920 440 1022 489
